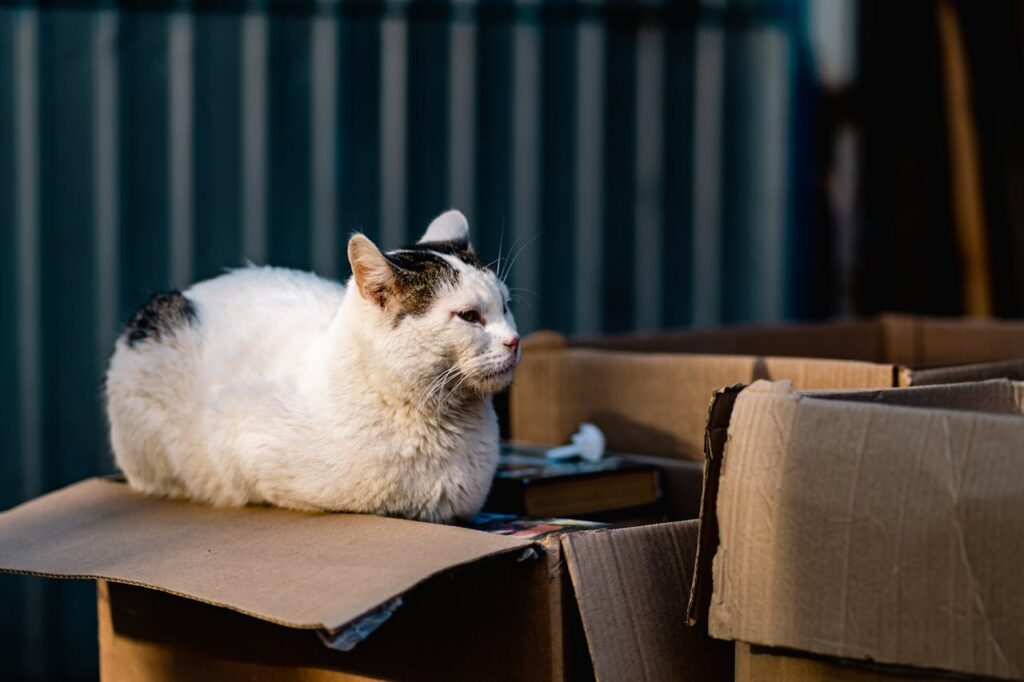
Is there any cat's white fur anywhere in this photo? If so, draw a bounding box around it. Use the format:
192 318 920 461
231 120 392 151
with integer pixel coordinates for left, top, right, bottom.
105 210 520 523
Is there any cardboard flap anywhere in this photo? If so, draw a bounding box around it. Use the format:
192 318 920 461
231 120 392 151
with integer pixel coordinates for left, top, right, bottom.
808 378 1024 415
0 479 531 636
907 360 1024 387
708 381 1024 680
561 520 733 682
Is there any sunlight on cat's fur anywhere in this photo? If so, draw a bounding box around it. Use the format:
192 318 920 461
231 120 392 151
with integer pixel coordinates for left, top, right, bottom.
105 210 520 523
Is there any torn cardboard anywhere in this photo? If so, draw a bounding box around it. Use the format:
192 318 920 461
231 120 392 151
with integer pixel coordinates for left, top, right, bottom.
511 316 1024 461
695 379 1024 680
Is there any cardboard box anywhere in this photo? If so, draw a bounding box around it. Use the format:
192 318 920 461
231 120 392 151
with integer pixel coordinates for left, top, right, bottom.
0 478 730 681
568 314 1024 366
511 316 1024 461
690 379 1024 681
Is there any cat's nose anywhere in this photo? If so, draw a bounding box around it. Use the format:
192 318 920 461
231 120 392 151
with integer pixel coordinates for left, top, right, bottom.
504 336 520 355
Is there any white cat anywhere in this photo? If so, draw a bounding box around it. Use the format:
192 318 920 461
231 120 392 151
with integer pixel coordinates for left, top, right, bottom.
105 210 520 523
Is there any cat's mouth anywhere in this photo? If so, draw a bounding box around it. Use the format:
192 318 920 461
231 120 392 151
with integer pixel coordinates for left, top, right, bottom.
472 359 517 390
480 358 518 380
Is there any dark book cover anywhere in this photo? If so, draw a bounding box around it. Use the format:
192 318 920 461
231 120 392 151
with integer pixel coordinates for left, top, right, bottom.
483 445 662 518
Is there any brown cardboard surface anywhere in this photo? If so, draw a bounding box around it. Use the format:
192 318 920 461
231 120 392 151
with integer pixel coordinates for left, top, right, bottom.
571 315 1024 367
98 532 574 682
570 320 885 361
877 315 919 365
707 380 1024 680
561 520 733 682
809 378 1024 415
513 318 1024 465
510 347 896 460
906 359 1024 386
0 478 530 636
913 317 1024 365
734 644 956 682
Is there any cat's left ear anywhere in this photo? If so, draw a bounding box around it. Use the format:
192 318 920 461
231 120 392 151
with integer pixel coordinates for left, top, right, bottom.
348 234 397 310
419 209 471 249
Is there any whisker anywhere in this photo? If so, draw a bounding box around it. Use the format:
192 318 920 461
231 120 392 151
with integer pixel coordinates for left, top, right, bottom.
495 218 506 280
509 295 533 311
501 235 540 284
416 365 461 414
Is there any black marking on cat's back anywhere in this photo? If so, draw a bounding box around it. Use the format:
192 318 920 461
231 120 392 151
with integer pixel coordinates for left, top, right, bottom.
124 290 198 347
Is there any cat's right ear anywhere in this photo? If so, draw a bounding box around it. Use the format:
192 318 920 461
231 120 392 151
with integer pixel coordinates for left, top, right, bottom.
348 234 395 309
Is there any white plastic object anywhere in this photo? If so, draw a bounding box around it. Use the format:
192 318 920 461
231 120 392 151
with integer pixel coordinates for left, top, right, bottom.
545 423 606 462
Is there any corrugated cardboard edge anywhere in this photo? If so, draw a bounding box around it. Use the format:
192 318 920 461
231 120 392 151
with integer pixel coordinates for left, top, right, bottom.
686 384 745 627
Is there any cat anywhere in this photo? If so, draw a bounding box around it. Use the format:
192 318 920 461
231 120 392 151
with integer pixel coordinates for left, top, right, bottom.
105 210 520 523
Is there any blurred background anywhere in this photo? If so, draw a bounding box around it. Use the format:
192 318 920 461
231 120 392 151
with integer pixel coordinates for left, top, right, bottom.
3 0 1024 678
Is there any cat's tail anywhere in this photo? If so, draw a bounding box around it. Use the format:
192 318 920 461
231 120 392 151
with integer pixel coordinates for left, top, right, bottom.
121 290 198 348
105 290 202 499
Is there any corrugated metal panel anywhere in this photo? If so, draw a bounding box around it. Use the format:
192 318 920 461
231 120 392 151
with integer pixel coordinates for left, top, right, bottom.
0 1 810 678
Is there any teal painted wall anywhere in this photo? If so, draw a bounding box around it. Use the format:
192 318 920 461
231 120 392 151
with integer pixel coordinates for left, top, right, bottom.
0 1 809 678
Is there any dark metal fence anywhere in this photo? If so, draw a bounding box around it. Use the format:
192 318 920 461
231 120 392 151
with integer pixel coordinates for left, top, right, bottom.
0 1 808 677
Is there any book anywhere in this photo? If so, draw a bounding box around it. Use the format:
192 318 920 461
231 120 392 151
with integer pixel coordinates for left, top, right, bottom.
483 445 662 519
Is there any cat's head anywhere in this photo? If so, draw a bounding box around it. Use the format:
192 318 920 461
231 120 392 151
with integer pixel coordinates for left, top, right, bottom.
347 210 520 398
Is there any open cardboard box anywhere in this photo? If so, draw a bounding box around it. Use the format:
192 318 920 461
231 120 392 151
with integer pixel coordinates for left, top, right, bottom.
510 315 1024 470
7 316 1023 681
690 379 1024 681
0 477 731 681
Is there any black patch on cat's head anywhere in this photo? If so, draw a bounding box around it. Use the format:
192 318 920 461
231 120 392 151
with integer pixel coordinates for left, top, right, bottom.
381 240 492 325
385 249 460 322
402 239 487 271
124 290 197 347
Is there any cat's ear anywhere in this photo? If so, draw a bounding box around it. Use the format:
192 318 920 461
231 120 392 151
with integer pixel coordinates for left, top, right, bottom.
419 209 470 248
348 234 395 309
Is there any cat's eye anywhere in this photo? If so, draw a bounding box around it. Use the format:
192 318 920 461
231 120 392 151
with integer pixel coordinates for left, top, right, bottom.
457 309 483 325
502 302 508 315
